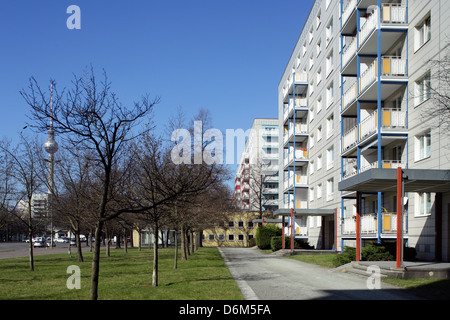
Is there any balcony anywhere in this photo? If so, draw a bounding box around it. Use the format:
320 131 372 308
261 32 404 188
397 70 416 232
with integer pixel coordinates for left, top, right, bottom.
381 3 407 25
342 36 357 70
360 159 406 173
342 125 358 152
342 212 407 235
342 80 358 112
359 108 407 141
342 0 357 28
359 9 378 48
284 97 308 122
284 72 308 101
359 59 377 94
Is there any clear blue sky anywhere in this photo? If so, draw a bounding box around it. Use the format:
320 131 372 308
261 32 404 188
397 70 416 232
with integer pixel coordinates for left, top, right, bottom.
0 0 314 183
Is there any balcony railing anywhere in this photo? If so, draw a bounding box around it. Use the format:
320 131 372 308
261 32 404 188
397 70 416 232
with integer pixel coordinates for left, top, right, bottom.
342 0 357 27
342 125 358 152
359 10 378 47
342 80 357 111
342 212 407 235
342 36 357 68
381 56 407 77
360 159 406 173
359 60 377 94
381 3 407 24
359 111 377 140
295 148 308 160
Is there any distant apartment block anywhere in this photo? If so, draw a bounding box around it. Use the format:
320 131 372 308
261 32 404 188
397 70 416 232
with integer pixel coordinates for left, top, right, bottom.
234 119 279 213
277 0 450 261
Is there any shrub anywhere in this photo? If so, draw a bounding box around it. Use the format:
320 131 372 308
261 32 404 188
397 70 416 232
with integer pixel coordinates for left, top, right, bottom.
333 246 355 267
255 225 281 249
270 236 284 251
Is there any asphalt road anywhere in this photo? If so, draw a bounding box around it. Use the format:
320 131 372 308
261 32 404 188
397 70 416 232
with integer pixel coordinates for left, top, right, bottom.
0 242 93 259
218 247 421 300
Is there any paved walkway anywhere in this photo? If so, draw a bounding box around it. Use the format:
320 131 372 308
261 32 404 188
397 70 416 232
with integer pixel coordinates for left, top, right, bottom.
218 247 421 300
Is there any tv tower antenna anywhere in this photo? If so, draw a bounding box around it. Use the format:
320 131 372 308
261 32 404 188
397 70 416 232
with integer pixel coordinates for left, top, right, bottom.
44 81 58 248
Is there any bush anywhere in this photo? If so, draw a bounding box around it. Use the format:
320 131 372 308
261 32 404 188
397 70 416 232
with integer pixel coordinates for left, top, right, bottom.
270 236 284 251
255 225 281 249
333 246 355 267
332 242 417 267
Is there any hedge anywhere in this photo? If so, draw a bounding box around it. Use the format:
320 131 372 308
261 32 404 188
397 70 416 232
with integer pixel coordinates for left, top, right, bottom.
255 225 281 249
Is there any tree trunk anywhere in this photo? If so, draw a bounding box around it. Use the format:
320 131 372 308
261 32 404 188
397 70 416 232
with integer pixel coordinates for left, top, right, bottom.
90 221 103 300
75 230 83 262
124 229 128 254
173 229 178 269
152 224 159 287
181 225 187 261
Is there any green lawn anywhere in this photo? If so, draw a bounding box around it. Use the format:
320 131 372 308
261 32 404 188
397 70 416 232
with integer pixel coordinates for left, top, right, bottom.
0 247 244 300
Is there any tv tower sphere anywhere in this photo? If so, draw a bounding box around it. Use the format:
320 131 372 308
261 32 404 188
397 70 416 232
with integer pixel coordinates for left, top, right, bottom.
44 130 58 154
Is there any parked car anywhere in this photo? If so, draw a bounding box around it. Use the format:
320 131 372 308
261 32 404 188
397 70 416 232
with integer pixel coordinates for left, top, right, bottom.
56 237 69 243
33 239 46 248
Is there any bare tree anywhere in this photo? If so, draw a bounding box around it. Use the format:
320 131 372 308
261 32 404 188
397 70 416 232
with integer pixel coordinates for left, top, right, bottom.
0 135 46 271
248 158 277 219
21 67 160 299
427 42 450 133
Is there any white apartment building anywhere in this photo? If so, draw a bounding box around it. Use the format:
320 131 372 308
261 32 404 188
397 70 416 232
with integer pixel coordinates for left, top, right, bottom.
277 0 450 261
235 119 280 213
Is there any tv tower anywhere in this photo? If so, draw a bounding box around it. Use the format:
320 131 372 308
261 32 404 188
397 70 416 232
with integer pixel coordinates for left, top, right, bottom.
43 82 58 247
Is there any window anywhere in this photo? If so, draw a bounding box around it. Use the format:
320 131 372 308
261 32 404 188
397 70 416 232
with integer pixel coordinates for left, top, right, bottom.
415 131 431 161
316 10 322 29
228 221 235 228
303 41 307 56
310 79 314 96
238 234 245 242
327 145 334 169
415 192 432 216
326 18 333 46
310 132 315 148
317 39 322 57
326 0 331 9
228 234 235 241
415 71 431 106
326 82 334 107
317 183 322 199
317 154 323 171
326 50 334 77
310 187 315 202
309 54 314 70
326 113 334 138
310 160 315 175
247 221 254 228
317 96 323 114
415 15 431 52
218 234 225 241
317 67 322 84
238 221 244 228
317 125 323 141
309 26 314 43
208 234 215 241
326 178 334 201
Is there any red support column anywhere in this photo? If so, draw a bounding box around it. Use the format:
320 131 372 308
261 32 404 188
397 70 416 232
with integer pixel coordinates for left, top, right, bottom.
356 191 361 261
396 167 403 268
335 208 338 251
291 208 294 253
282 216 285 250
